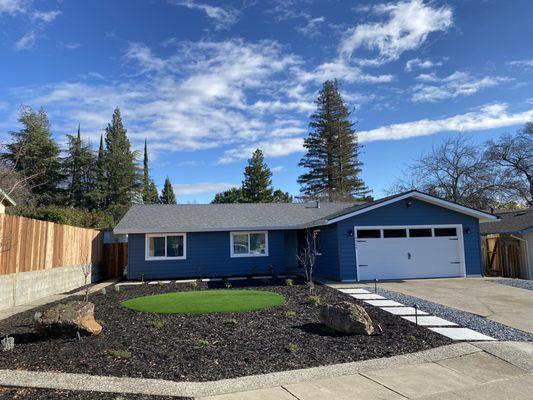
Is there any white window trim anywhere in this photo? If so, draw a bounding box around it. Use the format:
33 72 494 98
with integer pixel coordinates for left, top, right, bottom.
145 233 187 261
230 231 269 258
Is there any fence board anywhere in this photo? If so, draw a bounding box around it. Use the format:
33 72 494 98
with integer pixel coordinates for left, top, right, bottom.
0 214 103 276
103 243 127 279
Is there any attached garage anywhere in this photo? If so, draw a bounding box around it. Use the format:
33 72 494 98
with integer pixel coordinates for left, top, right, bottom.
355 225 465 280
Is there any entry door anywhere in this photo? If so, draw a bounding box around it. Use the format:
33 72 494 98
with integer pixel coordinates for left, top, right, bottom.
355 225 465 281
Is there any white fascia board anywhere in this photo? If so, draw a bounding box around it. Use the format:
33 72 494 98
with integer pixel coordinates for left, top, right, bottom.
326 191 498 225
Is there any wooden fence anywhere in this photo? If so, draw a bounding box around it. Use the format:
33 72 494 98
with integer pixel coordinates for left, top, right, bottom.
103 243 128 279
0 214 103 276
482 234 525 278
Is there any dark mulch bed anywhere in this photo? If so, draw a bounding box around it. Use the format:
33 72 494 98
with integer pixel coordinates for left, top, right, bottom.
0 279 452 382
0 386 186 400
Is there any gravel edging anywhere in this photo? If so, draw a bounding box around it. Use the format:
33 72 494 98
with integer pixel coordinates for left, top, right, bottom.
374 287 533 342
491 279 533 292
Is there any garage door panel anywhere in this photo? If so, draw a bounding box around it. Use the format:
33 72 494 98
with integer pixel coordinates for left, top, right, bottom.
356 226 464 281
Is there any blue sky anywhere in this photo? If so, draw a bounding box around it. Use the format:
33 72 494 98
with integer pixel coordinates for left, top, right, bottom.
0 0 532 203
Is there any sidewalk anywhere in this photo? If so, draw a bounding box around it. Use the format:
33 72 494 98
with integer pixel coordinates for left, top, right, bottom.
197 341 533 400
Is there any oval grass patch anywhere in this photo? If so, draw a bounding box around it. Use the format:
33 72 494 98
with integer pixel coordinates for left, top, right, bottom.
121 289 286 314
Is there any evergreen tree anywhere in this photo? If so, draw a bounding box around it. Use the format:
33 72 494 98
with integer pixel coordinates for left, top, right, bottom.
298 80 369 201
87 135 108 210
242 149 274 202
63 125 96 208
160 177 177 204
272 189 293 203
103 107 141 208
142 139 160 204
1 106 64 205
211 187 244 203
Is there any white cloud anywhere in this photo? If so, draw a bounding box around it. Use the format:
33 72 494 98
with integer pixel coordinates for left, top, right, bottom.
14 30 36 50
171 0 239 29
218 137 304 164
172 182 238 196
125 42 168 73
272 166 284 172
405 57 441 71
296 16 325 37
411 71 510 102
340 0 453 65
507 59 533 68
359 103 533 142
296 59 394 84
0 0 27 14
31 9 60 22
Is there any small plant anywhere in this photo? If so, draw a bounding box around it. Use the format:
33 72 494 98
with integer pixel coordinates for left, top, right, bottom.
285 311 296 318
224 280 232 288
147 320 165 329
224 317 238 326
286 343 298 353
189 280 198 290
114 285 120 292
108 350 132 359
1 336 15 352
195 339 210 347
115 397 125 400
33 311 42 322
306 281 315 292
100 287 107 295
285 278 293 286
407 335 416 341
157 280 166 286
96 319 105 326
308 295 321 306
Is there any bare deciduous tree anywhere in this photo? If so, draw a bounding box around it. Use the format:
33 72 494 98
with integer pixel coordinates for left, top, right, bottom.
485 122 533 207
297 228 318 292
389 136 508 209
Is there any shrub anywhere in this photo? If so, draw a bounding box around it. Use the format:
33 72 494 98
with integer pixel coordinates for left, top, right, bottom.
224 281 232 289
286 343 298 353
147 320 165 329
1 336 15 352
224 317 238 326
100 288 107 295
157 281 167 286
306 281 315 292
114 285 120 292
285 311 296 318
189 280 198 290
195 339 210 347
33 311 42 322
285 278 293 286
9 205 115 228
108 350 132 359
308 295 321 306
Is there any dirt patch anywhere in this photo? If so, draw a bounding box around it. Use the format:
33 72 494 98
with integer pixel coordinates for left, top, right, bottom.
0 279 451 382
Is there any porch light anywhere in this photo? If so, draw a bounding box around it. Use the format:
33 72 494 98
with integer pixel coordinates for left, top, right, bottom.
347 230 354 237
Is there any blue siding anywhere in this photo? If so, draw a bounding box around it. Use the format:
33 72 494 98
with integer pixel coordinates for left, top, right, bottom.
128 230 288 280
315 224 340 281
334 197 482 281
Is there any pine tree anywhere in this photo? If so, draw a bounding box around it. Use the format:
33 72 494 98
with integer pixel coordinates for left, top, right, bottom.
272 189 293 203
87 135 108 210
63 125 96 208
298 80 369 201
160 177 177 204
242 149 274 203
104 107 141 209
1 106 64 205
211 187 244 203
142 139 160 204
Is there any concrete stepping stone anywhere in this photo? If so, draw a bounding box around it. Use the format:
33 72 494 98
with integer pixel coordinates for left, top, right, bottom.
339 288 370 294
429 327 496 341
364 300 405 307
380 307 428 316
201 278 222 282
115 282 143 286
147 280 171 285
402 316 458 326
350 293 385 300
174 279 196 283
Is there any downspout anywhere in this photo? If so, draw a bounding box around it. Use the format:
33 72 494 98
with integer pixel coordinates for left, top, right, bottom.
510 235 531 280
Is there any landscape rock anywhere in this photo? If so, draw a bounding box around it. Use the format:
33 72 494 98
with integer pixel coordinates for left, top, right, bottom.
319 302 375 335
35 301 102 337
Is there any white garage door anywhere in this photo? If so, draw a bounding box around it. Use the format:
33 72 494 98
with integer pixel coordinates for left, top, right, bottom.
355 225 465 281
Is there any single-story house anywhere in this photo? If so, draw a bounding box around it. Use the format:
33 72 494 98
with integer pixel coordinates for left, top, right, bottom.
480 209 533 280
0 188 16 214
114 190 497 282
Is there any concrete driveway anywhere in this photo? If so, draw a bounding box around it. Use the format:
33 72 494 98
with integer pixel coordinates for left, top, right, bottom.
356 278 533 334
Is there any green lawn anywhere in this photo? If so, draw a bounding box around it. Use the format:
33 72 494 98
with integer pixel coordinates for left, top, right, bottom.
121 289 286 314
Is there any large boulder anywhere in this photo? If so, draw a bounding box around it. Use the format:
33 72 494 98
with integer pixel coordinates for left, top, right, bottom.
319 302 375 335
35 301 102 337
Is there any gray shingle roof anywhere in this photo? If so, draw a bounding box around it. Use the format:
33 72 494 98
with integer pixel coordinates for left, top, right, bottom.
113 202 357 234
480 209 533 235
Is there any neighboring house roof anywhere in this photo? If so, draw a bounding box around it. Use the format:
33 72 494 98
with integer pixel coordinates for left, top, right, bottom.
0 188 16 206
480 209 533 235
114 190 497 234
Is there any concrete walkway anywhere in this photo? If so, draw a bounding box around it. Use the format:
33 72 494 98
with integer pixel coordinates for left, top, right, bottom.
197 342 533 400
0 280 117 321
329 278 533 334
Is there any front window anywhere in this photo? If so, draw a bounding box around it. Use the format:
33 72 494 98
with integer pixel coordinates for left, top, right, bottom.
146 233 186 260
231 232 268 257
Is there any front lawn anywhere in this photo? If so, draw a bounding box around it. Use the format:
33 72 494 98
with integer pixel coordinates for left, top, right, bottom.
0 279 452 382
121 289 285 314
